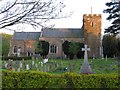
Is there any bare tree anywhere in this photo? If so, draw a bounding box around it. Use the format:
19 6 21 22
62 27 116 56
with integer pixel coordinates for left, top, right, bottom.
0 0 70 29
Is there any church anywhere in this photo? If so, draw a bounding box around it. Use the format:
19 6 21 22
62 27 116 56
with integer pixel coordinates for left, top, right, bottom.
9 14 102 58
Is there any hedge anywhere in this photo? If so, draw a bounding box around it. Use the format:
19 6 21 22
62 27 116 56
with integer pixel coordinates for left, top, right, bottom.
2 71 120 88
2 56 32 61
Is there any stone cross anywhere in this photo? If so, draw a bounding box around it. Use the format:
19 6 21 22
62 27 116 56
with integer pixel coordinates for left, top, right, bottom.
80 45 93 74
82 45 90 63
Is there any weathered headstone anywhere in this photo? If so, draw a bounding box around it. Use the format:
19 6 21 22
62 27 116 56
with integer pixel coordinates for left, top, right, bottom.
106 55 107 61
32 60 34 66
40 62 43 67
17 47 21 57
44 65 46 72
26 64 30 70
19 61 23 68
5 63 8 68
36 64 38 68
101 54 104 59
80 45 93 74
15 60 19 68
40 62 43 71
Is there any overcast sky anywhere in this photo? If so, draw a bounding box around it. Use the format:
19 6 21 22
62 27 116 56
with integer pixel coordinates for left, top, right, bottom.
1 0 111 34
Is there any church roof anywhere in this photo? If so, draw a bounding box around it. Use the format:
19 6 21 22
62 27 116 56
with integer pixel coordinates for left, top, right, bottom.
42 28 84 38
13 32 41 40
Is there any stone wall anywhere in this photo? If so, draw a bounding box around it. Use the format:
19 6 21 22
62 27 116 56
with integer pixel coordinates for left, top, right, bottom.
40 37 84 58
9 40 37 56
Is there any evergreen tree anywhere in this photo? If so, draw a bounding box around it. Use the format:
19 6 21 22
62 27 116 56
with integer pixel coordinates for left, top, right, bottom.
103 0 120 35
116 38 120 57
69 42 80 57
102 34 118 57
1 33 12 56
62 41 70 58
35 41 49 58
35 41 42 54
40 41 49 58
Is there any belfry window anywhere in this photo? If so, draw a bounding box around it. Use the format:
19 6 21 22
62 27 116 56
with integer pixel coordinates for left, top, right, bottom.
50 45 57 53
91 22 94 27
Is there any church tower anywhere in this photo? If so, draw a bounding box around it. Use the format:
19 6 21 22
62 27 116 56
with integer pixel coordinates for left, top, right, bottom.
83 14 102 58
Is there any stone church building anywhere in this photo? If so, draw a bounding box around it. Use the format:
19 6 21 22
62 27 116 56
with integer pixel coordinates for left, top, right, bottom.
9 14 102 58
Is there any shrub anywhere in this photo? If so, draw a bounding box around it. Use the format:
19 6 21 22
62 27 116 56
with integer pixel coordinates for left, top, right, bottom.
2 71 119 88
2 56 32 61
63 72 119 88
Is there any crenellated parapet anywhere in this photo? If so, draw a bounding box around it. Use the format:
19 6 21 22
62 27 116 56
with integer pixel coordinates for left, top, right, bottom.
83 14 101 18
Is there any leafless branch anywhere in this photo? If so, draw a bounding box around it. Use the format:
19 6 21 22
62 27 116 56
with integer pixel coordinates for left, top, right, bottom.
0 0 70 30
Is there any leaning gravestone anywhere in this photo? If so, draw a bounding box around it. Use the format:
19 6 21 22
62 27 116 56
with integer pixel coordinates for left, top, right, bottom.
80 45 93 74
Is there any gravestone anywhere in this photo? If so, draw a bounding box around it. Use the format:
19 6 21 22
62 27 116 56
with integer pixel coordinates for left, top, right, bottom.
26 64 30 70
40 62 43 71
101 54 104 59
15 60 19 68
44 65 46 72
19 61 23 68
5 63 8 68
80 45 93 74
32 60 34 66
40 62 43 67
35 64 38 69
105 55 107 61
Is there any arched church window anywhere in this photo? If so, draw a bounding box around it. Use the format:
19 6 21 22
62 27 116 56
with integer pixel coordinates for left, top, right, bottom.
50 45 57 53
13 46 17 53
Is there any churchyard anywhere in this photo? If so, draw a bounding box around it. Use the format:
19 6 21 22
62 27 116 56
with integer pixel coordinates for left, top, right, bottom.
1 45 120 74
1 45 120 88
1 58 119 74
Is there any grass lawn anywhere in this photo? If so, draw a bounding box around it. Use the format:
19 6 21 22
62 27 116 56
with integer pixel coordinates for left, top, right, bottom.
1 58 119 74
